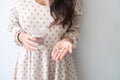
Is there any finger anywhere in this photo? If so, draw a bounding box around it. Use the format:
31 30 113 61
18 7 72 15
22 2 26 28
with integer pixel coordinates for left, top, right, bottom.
23 45 29 50
68 44 73 54
52 48 59 60
24 43 37 51
27 34 36 41
51 47 58 57
23 43 37 51
55 49 63 61
23 45 35 51
59 49 68 60
26 39 38 47
55 47 66 60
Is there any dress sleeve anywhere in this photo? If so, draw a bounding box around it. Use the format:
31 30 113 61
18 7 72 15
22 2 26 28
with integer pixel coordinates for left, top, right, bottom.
8 0 24 46
62 0 82 49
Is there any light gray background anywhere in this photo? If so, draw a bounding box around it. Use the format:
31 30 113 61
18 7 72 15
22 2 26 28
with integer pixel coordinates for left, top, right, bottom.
0 0 120 80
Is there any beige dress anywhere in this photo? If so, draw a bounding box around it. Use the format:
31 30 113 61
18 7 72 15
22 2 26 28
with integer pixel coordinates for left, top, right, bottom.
8 0 81 80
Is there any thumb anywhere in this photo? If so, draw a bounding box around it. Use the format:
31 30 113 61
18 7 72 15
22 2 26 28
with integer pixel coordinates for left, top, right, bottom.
68 44 73 54
27 34 36 41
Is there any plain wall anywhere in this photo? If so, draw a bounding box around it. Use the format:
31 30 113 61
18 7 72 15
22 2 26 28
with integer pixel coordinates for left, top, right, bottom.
73 0 120 80
0 0 120 80
0 0 18 80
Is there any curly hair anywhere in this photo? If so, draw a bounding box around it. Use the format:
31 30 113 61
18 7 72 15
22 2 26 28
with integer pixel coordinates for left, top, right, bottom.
50 0 76 28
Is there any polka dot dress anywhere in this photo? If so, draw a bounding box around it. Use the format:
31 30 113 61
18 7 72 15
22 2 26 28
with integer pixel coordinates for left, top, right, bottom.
8 0 81 80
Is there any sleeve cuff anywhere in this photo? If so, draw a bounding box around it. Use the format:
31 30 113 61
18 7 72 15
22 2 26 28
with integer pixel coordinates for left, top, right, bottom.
14 30 24 46
62 32 79 49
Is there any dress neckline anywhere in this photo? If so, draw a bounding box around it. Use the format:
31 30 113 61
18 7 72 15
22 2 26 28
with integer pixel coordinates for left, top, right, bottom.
33 0 50 8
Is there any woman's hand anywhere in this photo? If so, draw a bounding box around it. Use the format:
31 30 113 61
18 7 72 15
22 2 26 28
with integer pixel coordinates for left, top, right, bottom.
51 39 73 61
18 32 39 51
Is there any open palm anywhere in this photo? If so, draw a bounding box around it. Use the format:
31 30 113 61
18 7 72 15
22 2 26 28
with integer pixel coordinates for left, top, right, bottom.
51 40 73 61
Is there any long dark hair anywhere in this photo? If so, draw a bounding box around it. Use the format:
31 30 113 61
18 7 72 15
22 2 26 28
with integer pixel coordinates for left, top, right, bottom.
50 0 76 28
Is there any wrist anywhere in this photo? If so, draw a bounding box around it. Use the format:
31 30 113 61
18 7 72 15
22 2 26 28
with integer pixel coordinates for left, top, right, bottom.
62 37 73 44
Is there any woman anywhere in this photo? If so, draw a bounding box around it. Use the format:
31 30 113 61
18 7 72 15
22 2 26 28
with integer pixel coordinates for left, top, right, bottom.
8 0 81 80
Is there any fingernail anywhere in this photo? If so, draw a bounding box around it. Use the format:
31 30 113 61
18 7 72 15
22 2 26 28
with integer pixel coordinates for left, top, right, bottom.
70 49 72 53
35 48 38 50
51 53 53 56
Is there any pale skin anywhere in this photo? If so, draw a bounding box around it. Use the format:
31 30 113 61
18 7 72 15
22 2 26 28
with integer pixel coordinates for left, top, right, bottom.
18 32 73 61
18 0 73 61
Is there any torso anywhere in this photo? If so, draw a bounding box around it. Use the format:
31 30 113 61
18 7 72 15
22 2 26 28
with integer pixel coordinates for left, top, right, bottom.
17 0 68 49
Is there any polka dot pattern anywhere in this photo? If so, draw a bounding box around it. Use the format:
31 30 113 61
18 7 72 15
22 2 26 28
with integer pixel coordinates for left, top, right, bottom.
9 0 81 80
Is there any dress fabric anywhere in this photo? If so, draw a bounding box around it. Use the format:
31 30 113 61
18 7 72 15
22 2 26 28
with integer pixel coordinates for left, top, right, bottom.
8 0 81 80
